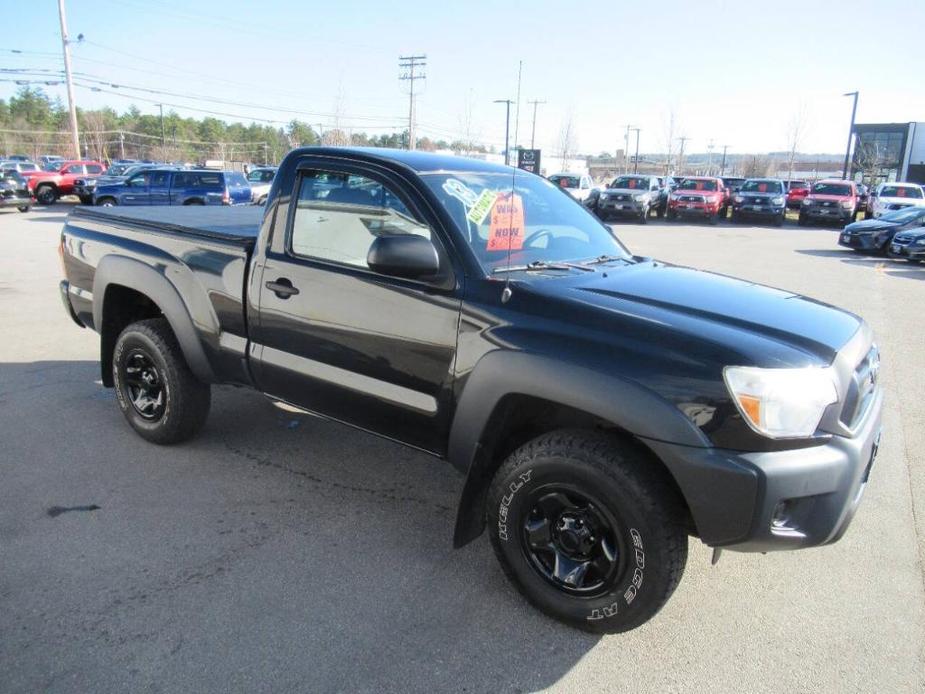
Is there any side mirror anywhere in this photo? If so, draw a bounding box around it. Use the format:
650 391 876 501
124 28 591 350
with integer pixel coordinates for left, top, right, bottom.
367 234 439 280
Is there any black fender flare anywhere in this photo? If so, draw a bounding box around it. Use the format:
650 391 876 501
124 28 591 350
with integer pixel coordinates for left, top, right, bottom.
448 350 710 547
92 255 216 384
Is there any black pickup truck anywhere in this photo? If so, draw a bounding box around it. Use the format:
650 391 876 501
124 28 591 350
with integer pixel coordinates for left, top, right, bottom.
60 147 883 633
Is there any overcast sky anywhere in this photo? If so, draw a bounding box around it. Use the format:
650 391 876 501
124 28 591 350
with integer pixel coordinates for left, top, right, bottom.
3 0 923 156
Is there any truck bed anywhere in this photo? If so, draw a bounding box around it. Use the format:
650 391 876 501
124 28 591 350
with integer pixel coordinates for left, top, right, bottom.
69 205 263 248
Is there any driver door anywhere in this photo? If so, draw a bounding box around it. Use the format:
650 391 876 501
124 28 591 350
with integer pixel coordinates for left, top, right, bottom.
249 162 462 454
121 171 151 205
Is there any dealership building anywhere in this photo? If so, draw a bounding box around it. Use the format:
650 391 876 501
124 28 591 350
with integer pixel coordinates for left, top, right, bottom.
851 122 925 184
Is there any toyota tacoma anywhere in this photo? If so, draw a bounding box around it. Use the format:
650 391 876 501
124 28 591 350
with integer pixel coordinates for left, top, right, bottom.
59 147 883 633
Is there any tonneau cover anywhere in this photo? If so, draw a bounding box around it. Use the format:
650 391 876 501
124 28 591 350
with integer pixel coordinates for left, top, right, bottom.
69 205 263 245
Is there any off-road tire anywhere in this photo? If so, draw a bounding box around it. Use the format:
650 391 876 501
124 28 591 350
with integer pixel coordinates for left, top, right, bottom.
113 317 210 444
35 184 56 205
486 429 688 633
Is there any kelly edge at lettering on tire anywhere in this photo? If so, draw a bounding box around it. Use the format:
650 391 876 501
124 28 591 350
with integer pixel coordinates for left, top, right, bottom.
486 429 689 633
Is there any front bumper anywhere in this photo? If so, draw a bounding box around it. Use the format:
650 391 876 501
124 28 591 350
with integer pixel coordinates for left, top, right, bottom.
889 241 925 259
732 203 784 217
670 202 719 217
803 205 852 222
598 198 649 216
838 232 887 251
59 280 86 328
646 386 883 552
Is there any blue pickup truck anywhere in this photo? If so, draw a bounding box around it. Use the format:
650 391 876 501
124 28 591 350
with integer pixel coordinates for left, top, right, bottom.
93 169 252 206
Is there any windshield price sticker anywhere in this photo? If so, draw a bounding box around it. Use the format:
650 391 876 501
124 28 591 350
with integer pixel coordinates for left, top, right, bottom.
487 193 525 251
467 188 497 225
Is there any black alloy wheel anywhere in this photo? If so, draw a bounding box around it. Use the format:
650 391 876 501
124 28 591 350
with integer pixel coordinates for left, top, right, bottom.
121 348 166 421
522 485 623 596
36 185 56 205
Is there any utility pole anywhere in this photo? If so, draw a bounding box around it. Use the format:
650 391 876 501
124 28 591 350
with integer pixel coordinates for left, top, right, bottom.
707 140 715 175
57 0 80 159
842 91 859 180
631 127 641 174
677 136 690 174
314 123 324 145
399 54 426 150
624 125 634 173
720 144 729 175
513 60 522 153
158 103 166 156
119 131 125 160
528 99 546 149
263 142 268 165
494 99 513 165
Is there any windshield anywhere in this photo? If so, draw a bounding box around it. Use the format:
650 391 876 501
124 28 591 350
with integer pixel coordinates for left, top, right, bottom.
610 176 649 190
678 179 718 192
880 185 923 199
741 180 783 194
247 168 276 182
421 171 629 274
880 207 925 224
106 164 131 176
812 182 851 196
548 175 580 189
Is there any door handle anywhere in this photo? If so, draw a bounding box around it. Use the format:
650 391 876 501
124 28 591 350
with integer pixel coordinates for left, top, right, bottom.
266 278 300 299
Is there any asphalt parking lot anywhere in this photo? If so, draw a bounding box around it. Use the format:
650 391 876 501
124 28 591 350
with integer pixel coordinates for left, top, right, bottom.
2 204 924 693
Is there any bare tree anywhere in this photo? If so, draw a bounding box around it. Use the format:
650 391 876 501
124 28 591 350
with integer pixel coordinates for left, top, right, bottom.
854 140 889 187
556 112 577 170
741 155 772 178
785 101 808 184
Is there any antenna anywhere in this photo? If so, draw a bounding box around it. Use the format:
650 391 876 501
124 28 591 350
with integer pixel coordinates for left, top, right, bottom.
501 163 517 303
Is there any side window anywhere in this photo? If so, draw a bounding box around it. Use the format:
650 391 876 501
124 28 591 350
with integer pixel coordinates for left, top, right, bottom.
86 164 103 174
198 173 222 188
127 172 149 187
65 165 85 174
290 170 431 271
149 171 170 187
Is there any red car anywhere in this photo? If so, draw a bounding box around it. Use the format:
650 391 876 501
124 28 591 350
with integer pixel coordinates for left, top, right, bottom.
785 180 810 209
21 160 106 205
667 176 727 224
797 179 859 226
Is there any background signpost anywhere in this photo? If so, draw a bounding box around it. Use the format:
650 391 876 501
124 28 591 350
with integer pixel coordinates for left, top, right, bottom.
517 148 541 175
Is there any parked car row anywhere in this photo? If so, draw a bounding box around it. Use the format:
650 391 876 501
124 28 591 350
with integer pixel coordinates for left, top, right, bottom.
92 168 252 207
837 206 925 261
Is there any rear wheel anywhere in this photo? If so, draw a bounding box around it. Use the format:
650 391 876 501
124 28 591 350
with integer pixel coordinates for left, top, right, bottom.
17 205 30 213
184 199 205 206
112 317 211 444
35 184 56 205
486 430 688 633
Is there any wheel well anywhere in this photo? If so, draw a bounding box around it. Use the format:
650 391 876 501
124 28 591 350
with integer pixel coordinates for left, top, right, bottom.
99 284 163 386
454 394 695 546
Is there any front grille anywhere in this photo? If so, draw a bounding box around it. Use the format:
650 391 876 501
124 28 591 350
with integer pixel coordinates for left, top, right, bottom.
892 235 913 246
679 195 703 202
840 345 880 430
745 196 769 205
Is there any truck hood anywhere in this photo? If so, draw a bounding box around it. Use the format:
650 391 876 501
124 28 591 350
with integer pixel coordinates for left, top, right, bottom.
876 196 925 206
806 194 851 203
527 260 861 364
736 191 782 200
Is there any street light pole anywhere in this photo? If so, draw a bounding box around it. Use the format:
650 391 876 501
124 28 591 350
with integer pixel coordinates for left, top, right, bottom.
624 125 634 174
631 128 641 174
57 0 80 159
842 91 859 180
494 99 513 165
720 145 729 175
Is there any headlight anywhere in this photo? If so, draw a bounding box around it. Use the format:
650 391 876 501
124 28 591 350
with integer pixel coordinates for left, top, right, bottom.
723 366 837 439
705 195 719 203
633 193 647 202
734 195 744 203
771 196 784 205
670 193 681 201
915 238 925 246
840 200 854 209
802 198 813 206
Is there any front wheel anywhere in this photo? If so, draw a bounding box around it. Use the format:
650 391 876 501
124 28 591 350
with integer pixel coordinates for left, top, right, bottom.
113 317 211 444
17 205 30 213
775 212 785 227
96 197 116 207
666 209 677 221
639 206 649 224
655 206 665 219
35 185 56 205
486 430 688 633
798 213 808 226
